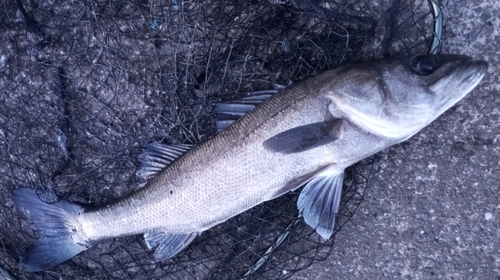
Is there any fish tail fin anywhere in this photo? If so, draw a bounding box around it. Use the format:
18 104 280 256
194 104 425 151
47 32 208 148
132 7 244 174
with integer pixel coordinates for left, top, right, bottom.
12 188 90 272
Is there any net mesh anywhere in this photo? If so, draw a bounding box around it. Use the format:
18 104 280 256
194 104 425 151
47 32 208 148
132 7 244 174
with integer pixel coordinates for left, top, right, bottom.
0 0 440 279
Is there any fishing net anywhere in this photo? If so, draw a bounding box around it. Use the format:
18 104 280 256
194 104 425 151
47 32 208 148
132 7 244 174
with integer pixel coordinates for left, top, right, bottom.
0 0 442 279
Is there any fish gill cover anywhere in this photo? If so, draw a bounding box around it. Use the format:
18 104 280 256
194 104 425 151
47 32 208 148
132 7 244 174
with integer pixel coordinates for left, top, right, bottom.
0 0 441 279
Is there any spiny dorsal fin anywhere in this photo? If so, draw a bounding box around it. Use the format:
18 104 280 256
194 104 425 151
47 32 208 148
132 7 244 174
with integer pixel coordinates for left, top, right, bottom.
215 87 285 132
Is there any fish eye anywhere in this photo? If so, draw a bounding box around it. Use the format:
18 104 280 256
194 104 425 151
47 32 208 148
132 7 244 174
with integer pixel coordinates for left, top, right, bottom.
409 55 436 75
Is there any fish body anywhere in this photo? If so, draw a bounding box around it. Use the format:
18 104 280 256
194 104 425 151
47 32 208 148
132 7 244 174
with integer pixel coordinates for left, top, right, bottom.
12 55 488 272
81 69 394 238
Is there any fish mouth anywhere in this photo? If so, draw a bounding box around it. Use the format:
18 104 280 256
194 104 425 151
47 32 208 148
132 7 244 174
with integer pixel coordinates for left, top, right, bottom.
429 57 488 123
459 60 488 93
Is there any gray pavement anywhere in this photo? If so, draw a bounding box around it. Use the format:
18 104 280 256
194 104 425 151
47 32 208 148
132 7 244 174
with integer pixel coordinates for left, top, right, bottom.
294 0 500 279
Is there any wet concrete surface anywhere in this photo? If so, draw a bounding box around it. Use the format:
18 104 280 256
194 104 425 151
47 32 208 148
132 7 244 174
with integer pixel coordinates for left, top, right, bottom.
294 0 500 279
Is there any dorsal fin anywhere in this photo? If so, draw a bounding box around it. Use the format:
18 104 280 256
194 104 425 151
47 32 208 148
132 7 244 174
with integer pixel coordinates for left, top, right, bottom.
136 142 192 181
214 86 287 132
138 85 287 179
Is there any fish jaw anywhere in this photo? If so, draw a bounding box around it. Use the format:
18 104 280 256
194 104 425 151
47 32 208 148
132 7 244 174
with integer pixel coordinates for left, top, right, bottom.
430 59 488 120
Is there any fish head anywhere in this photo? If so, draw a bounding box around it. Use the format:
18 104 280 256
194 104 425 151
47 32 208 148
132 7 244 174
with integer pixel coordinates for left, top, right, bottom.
325 54 488 139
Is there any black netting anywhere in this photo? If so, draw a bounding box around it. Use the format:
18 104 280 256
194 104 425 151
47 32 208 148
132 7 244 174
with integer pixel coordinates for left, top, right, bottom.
0 0 441 279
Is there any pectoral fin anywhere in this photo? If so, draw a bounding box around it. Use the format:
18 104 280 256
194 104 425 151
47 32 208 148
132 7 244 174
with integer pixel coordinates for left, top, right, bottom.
263 119 344 154
297 169 344 239
144 231 198 261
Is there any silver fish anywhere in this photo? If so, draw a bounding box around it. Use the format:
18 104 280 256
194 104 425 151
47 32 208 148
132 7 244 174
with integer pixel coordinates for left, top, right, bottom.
12 54 488 272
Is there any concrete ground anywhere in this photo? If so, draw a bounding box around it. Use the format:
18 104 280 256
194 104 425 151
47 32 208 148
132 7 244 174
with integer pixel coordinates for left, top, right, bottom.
294 0 500 279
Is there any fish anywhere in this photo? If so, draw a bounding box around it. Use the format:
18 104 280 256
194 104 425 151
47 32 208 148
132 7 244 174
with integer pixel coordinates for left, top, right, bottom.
12 54 488 272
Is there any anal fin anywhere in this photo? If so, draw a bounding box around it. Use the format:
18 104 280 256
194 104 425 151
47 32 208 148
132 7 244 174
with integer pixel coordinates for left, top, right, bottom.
297 168 344 239
144 231 198 261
